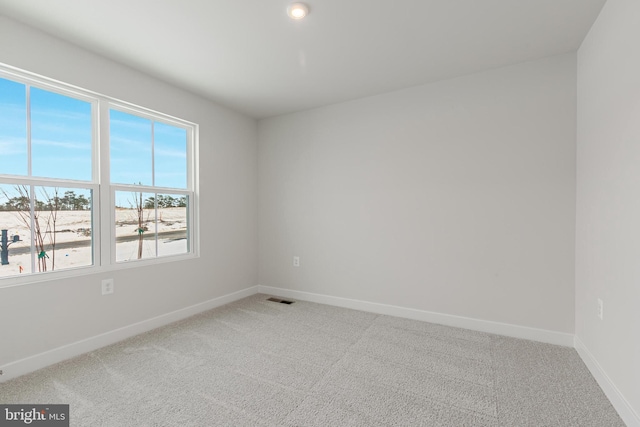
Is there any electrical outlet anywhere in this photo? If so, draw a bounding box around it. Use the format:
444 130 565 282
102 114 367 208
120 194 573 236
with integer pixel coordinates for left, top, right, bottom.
102 278 114 295
597 298 603 320
293 256 300 267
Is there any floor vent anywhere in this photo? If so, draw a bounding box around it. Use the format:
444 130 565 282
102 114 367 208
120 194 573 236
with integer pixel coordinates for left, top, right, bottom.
267 297 295 304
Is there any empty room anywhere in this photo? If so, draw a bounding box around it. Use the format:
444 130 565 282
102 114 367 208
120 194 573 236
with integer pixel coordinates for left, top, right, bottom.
0 0 638 425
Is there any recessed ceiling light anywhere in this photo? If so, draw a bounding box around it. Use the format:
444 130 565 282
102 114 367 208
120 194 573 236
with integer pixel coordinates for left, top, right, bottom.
287 3 309 19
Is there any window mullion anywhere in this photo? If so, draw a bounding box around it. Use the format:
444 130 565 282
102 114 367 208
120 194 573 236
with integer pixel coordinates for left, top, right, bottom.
99 102 112 267
151 121 155 187
29 184 36 273
154 192 158 258
26 85 32 177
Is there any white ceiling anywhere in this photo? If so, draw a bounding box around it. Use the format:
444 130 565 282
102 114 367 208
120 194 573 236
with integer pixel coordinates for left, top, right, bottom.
0 0 606 119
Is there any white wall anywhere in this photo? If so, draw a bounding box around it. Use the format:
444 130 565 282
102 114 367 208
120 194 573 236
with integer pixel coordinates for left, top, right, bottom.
259 54 577 333
576 0 640 421
0 16 258 368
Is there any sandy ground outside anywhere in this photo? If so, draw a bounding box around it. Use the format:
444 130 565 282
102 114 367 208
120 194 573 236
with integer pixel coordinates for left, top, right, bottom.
0 207 187 278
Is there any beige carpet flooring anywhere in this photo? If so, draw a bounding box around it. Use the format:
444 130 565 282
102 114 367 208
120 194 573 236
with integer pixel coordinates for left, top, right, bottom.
0 294 625 426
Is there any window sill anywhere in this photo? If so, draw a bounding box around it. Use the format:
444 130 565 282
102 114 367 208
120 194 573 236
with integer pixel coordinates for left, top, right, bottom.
0 252 200 290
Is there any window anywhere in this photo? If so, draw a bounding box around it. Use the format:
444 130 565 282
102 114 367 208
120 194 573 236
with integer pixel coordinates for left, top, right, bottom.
0 77 96 278
0 67 197 281
109 108 192 262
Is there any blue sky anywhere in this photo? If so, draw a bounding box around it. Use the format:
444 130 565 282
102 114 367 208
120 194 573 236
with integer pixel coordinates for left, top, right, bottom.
0 77 187 208
0 78 92 179
110 109 187 189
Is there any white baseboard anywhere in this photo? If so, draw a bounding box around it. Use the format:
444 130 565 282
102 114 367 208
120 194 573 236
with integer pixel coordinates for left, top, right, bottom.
0 285 259 383
575 336 640 427
257 285 574 347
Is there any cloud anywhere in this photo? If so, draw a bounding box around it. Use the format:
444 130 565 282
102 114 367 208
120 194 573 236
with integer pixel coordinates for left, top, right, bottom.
109 114 151 132
31 121 92 137
0 103 26 115
155 147 187 158
31 108 91 122
31 138 92 151
155 124 186 137
0 138 27 158
110 135 152 150
0 105 27 129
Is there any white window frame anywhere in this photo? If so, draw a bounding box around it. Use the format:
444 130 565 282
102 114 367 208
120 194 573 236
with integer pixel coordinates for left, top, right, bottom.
0 63 199 287
106 102 196 265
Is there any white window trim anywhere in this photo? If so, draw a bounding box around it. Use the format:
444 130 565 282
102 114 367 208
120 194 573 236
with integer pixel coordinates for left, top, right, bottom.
0 63 199 288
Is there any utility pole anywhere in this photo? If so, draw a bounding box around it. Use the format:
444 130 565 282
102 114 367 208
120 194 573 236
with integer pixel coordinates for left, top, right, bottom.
1 229 20 265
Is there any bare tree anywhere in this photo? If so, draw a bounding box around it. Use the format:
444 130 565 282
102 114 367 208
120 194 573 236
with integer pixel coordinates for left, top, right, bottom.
130 191 151 260
40 187 61 270
2 185 50 272
0 186 65 272
136 191 144 259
